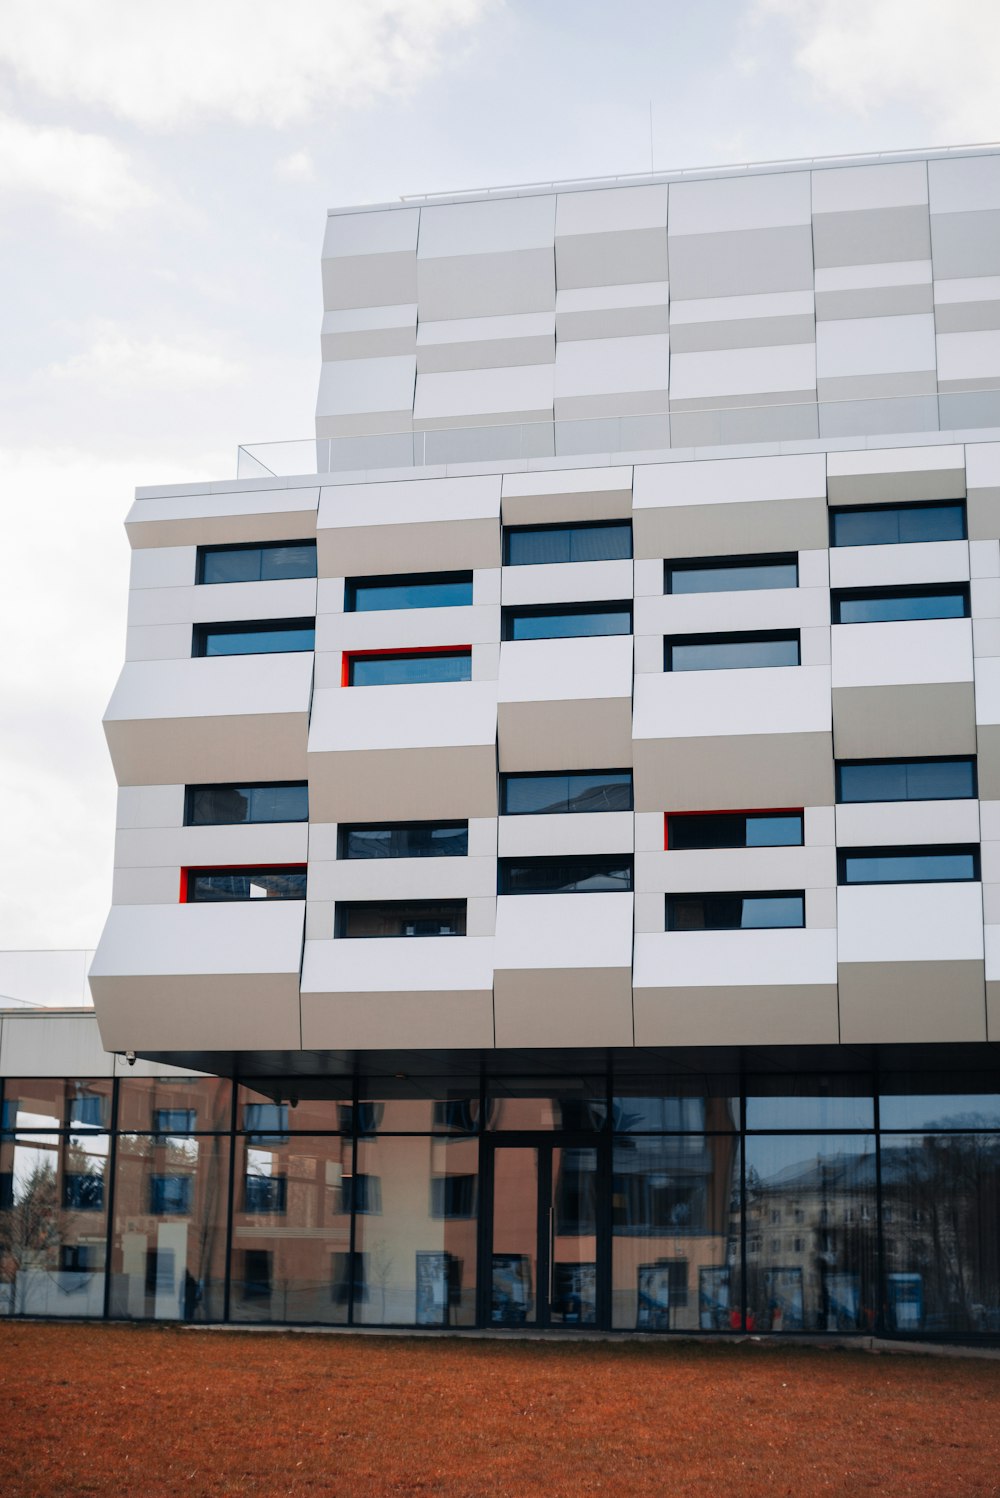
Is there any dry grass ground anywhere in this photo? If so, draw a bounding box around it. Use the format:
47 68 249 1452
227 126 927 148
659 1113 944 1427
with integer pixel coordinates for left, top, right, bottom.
1 1323 999 1497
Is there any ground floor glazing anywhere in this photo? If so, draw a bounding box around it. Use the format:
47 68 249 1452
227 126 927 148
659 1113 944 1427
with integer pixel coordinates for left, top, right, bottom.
2 1044 999 1338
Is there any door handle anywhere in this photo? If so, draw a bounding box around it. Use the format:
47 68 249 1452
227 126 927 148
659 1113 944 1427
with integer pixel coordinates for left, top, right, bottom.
548 1206 555 1304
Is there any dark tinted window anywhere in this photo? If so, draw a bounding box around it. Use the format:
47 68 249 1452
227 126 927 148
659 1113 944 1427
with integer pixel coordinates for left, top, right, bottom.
348 649 471 686
150 1175 193 1215
502 771 633 815
185 782 308 825
503 603 632 641
338 823 468 859
666 554 798 594
665 631 799 671
837 758 976 803
244 1175 288 1214
667 892 805 930
830 503 966 548
186 867 307 901
346 572 473 611
193 620 314 656
505 521 632 566
198 542 317 584
832 586 968 624
838 846 979 884
337 901 467 937
499 855 633 894
667 812 803 850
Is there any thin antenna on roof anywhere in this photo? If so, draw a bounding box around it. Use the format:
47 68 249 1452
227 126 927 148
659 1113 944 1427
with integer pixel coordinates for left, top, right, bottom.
649 101 654 174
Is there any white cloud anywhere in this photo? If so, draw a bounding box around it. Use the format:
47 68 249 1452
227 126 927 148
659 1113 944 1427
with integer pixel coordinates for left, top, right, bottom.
0 112 156 223
0 0 497 131
759 0 1000 141
276 150 316 182
46 326 243 391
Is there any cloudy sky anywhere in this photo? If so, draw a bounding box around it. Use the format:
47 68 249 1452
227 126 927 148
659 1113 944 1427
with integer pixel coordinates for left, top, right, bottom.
1 0 998 954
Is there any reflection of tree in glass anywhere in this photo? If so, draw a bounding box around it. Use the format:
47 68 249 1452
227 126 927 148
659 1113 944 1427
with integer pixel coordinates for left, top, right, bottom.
0 1159 62 1314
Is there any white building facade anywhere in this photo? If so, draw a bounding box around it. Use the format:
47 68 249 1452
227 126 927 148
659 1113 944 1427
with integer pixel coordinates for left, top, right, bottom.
4 146 1000 1336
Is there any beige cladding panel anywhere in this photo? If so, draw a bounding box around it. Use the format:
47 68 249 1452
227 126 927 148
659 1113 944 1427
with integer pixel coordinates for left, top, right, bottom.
968 495 1000 541
838 961 986 1043
501 489 634 526
128 509 318 550
301 991 495 1050
987 980 1000 1040
308 746 498 822
317 516 500 578
493 968 634 1048
633 496 829 560
633 732 834 812
105 712 308 787
497 698 633 772
633 985 840 1047
832 682 977 758
92 974 302 1052
976 726 1000 799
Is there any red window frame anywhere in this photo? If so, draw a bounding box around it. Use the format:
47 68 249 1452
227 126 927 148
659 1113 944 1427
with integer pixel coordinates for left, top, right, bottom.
341 644 472 688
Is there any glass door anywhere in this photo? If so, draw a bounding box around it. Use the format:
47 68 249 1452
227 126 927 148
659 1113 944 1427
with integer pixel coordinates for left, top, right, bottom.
487 1140 601 1328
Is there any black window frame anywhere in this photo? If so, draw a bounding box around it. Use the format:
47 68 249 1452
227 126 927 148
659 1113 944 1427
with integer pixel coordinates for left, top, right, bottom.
666 811 804 851
335 900 468 938
503 519 633 567
837 844 981 886
835 756 978 804
828 500 967 548
191 618 315 657
336 821 469 860
498 854 634 895
184 781 309 827
196 540 317 585
665 891 806 931
830 584 970 625
185 866 308 902
345 648 472 686
500 770 634 816
344 570 473 613
501 601 633 642
664 630 800 671
664 552 799 594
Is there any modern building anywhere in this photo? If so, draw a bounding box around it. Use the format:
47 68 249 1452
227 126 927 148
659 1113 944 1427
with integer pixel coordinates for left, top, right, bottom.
4 144 1000 1337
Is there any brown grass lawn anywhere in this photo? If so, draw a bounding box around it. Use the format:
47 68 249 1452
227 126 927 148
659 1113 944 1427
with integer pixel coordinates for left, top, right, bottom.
1 1325 999 1498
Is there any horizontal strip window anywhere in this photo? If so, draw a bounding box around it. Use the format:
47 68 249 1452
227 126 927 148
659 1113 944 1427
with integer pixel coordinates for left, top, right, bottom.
665 553 798 595
197 541 317 585
345 648 471 686
666 811 803 851
837 757 976 804
502 603 632 641
831 585 969 624
838 845 980 885
345 571 472 612
336 900 466 937
185 782 308 826
665 630 799 672
504 520 632 567
499 855 633 895
185 867 307 901
666 892 805 931
192 619 315 657
501 770 633 816
830 502 967 549
338 822 469 859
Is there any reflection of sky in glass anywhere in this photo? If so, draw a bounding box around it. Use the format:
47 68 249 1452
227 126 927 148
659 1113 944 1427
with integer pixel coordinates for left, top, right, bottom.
745 1133 875 1185
879 1095 1000 1131
11 1135 109 1195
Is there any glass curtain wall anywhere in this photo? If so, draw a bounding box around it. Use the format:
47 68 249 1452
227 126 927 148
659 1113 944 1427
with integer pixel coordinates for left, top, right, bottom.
2 1063 1000 1337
